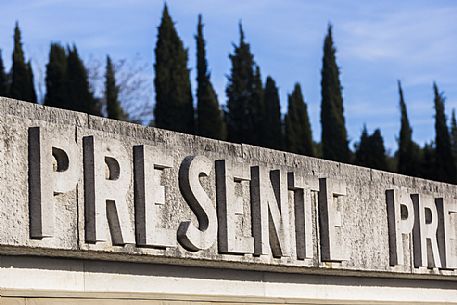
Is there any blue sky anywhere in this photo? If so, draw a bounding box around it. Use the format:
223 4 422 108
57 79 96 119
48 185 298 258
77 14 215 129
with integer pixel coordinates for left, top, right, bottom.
1 0 457 151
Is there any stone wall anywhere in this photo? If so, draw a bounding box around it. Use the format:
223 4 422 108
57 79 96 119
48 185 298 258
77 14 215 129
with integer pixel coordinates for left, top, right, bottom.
0 97 456 280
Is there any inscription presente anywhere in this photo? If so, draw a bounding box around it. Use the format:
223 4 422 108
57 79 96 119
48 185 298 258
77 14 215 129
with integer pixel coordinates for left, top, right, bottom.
26 126 457 270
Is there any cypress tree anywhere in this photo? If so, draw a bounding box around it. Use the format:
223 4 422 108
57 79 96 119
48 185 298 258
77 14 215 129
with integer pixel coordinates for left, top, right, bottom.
354 126 388 171
66 45 99 115
0 50 7 96
226 23 263 145
226 23 252 144
420 143 435 180
432 83 457 183
44 43 68 108
320 24 349 162
354 126 370 167
263 76 282 149
252 65 265 146
26 61 37 103
10 22 36 103
367 129 388 171
105 55 126 120
450 109 457 162
397 81 420 176
285 83 314 156
195 15 225 140
153 4 194 133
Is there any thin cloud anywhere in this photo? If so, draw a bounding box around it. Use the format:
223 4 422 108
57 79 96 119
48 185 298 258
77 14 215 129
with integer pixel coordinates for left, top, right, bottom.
340 6 457 63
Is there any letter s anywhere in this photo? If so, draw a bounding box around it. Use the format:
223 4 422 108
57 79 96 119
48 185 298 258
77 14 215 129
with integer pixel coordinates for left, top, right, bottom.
177 155 217 251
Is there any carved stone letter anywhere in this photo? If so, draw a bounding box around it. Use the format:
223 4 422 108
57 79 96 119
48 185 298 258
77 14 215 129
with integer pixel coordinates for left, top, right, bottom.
288 172 318 260
134 145 176 248
436 198 457 269
251 166 290 258
411 194 442 268
178 155 217 251
215 160 254 254
28 126 80 238
84 136 134 245
386 188 415 266
319 178 347 262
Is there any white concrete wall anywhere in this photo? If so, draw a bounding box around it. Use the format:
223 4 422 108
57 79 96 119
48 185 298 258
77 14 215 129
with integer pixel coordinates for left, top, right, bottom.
0 255 457 304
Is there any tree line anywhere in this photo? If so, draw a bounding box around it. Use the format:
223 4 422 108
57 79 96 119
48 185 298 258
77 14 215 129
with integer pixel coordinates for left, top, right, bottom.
1 5 457 185
0 22 126 120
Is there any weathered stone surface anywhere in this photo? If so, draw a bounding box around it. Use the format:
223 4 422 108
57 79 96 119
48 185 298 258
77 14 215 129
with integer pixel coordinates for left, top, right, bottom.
0 97 456 280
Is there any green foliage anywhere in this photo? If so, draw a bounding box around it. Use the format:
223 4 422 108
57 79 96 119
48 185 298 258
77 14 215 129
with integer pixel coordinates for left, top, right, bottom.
320 24 349 162
0 50 7 96
153 4 194 133
313 141 323 158
195 15 225 140
419 142 435 180
44 43 68 108
354 126 388 171
252 66 266 145
26 61 37 103
66 46 99 115
105 56 126 120
450 109 457 163
10 22 36 103
385 154 397 173
285 83 314 156
432 83 457 183
263 76 283 149
396 81 420 176
226 23 264 145
44 43 99 115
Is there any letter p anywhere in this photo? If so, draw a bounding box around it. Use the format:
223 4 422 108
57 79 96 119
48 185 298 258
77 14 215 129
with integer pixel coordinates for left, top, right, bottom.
28 126 80 239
